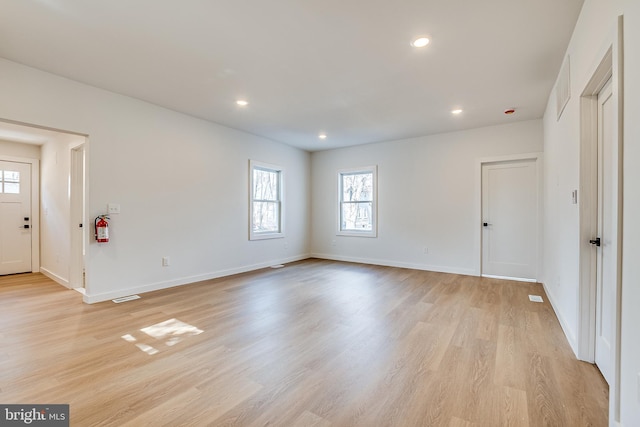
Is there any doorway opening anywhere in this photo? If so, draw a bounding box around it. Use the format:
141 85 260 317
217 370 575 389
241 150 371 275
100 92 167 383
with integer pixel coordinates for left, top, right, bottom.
0 118 88 292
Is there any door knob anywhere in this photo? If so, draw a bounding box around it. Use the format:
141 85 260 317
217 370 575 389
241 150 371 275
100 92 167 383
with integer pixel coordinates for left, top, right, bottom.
589 237 601 246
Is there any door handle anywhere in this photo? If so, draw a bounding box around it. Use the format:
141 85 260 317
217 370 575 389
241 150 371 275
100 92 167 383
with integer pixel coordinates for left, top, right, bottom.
589 237 601 247
483 222 491 227
18 225 30 229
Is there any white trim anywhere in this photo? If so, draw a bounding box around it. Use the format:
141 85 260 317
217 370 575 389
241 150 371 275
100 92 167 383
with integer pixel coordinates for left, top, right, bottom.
82 253 311 304
474 152 543 279
0 154 40 273
249 159 285 240
311 252 476 276
337 165 377 238
481 274 537 283
542 280 578 354
40 266 70 288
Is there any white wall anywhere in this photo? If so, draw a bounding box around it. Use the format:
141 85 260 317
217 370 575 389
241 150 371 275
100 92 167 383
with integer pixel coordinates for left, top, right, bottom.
0 58 311 303
39 134 83 286
542 0 640 425
541 0 622 354
39 140 70 284
0 140 41 159
311 120 543 275
620 1 640 425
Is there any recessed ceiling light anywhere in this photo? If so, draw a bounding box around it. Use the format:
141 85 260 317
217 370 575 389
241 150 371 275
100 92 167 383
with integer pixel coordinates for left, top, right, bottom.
236 100 249 106
411 37 430 48
451 109 463 115
318 133 327 140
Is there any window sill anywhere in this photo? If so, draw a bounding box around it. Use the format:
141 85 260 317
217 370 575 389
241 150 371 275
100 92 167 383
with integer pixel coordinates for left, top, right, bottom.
250 232 285 241
336 230 377 238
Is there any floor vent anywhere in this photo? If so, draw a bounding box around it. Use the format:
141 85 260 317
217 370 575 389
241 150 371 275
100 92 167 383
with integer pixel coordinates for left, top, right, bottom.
112 295 141 303
528 295 544 303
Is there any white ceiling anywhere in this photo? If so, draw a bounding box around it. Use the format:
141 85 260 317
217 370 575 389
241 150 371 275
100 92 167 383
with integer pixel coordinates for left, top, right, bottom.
0 0 584 151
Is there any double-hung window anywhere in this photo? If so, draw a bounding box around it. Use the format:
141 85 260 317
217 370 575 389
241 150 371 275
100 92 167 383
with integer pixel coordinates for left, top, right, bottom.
338 166 377 237
250 160 284 240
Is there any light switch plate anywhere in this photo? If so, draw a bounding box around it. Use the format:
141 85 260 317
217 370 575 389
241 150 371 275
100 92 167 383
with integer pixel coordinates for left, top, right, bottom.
108 203 121 214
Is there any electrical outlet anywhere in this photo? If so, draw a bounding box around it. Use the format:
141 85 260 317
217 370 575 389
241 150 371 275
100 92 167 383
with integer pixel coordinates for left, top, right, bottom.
331 240 336 246
423 247 429 254
162 256 170 267
283 241 288 249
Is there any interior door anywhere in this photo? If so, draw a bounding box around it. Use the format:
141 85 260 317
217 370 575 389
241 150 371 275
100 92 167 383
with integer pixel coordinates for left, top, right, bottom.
0 160 32 275
481 159 538 280
594 78 614 384
70 144 86 289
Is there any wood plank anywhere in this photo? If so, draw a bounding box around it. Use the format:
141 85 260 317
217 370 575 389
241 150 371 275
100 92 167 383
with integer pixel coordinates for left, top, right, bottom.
0 260 608 426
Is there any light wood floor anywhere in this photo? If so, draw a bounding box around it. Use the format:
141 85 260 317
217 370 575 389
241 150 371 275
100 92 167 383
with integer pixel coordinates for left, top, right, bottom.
0 259 608 426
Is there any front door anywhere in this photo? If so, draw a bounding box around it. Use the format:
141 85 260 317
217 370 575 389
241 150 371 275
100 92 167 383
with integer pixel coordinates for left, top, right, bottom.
0 160 32 275
481 159 538 280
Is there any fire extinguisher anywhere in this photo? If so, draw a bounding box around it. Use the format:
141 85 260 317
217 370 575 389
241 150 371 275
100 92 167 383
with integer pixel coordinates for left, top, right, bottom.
95 215 110 243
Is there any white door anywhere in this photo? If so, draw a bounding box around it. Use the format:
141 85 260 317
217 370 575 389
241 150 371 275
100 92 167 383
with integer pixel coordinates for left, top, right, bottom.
0 160 32 275
482 159 538 280
594 78 614 384
70 145 85 289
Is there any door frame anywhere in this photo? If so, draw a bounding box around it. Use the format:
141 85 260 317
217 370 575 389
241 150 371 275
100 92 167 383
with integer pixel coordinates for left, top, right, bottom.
0 155 40 273
474 152 543 278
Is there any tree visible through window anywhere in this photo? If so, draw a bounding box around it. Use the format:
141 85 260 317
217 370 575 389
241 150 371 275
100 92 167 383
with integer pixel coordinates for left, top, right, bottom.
339 166 377 237
250 161 284 239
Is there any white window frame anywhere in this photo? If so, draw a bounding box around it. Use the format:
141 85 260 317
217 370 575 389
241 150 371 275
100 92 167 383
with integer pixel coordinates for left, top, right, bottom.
337 165 377 237
249 160 284 240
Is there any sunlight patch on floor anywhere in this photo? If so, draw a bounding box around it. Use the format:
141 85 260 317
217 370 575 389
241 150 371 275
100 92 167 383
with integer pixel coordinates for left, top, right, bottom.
121 318 203 355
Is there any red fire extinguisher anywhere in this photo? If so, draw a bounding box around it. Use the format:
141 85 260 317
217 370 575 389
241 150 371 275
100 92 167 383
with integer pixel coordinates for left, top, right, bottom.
95 215 110 243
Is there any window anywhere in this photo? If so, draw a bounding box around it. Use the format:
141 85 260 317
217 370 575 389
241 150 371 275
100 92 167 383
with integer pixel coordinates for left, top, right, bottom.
1 170 20 194
338 166 377 237
250 160 284 240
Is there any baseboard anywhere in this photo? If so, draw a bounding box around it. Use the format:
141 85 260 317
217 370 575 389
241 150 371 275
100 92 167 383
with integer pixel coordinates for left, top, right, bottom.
83 254 311 304
541 281 579 357
310 253 477 276
40 267 70 288
482 274 537 283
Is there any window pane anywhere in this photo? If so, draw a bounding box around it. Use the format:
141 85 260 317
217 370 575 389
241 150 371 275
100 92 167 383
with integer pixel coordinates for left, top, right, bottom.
253 168 279 201
341 201 373 231
4 171 19 182
252 201 280 232
3 170 20 194
341 173 372 202
4 183 19 194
